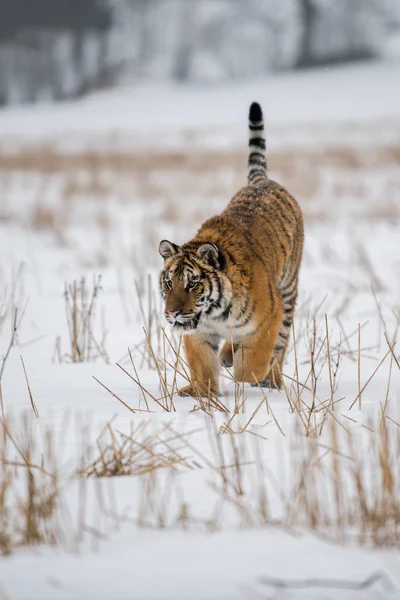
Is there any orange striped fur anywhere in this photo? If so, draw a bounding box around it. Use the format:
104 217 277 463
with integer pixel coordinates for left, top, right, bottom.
159 102 304 397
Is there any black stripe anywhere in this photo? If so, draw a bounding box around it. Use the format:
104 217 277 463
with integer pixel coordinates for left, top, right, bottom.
232 303 256 328
281 268 298 291
282 285 297 299
281 283 297 301
249 153 266 163
280 209 294 226
248 315 268 336
205 340 219 352
282 319 292 327
283 298 297 309
225 249 237 266
241 229 268 267
245 206 286 259
272 206 291 241
249 170 266 183
274 190 297 223
218 302 232 321
249 137 266 149
240 287 252 317
215 275 223 303
249 150 266 160
249 124 264 131
248 166 266 175
283 304 296 315
235 198 254 209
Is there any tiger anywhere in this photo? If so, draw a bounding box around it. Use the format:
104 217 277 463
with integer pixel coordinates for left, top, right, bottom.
159 101 304 398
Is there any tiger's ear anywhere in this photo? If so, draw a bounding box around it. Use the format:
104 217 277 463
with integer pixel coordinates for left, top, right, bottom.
197 243 223 269
159 240 180 260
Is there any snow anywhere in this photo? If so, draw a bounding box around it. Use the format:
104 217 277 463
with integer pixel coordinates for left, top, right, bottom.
0 62 400 599
2 530 399 600
0 61 400 151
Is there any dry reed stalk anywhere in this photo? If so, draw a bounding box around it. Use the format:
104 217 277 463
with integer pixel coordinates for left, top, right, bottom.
291 319 301 401
240 396 268 434
349 347 392 409
116 353 173 413
356 245 385 294
0 308 18 381
370 284 389 344
358 323 361 409
384 333 400 371
93 375 137 415
143 328 176 412
324 314 336 412
380 352 394 428
127 348 148 411
62 276 108 364
134 277 164 370
20 356 39 418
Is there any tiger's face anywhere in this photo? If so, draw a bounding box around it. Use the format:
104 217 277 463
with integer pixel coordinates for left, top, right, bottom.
158 239 231 331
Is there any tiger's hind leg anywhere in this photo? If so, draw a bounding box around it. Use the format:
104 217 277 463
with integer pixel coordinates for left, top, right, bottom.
254 280 298 391
219 341 239 368
234 286 283 385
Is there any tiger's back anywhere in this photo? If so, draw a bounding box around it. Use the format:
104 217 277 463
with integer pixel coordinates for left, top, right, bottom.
159 102 304 396
199 177 303 291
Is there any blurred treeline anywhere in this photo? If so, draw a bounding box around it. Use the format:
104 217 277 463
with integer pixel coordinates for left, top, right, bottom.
0 0 399 105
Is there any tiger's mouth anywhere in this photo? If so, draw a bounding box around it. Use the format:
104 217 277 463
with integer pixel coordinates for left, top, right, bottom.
167 312 201 331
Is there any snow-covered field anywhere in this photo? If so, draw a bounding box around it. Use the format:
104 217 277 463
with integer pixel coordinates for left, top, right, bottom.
0 62 400 600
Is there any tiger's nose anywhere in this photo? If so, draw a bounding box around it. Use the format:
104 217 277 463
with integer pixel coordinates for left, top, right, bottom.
168 309 182 318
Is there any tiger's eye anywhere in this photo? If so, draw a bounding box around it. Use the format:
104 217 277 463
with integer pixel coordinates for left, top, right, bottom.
187 277 200 291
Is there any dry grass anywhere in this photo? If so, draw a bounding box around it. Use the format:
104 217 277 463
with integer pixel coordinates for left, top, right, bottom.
0 138 399 257
0 309 19 382
1 141 400 175
0 414 60 555
1 350 400 554
101 299 398 439
286 417 400 548
0 132 398 283
1 124 400 555
0 264 25 338
116 411 400 548
79 419 199 478
55 276 108 364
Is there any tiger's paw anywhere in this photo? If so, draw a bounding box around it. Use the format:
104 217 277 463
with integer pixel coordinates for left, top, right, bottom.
178 385 198 398
251 377 282 391
220 357 233 368
178 385 219 399
219 341 238 369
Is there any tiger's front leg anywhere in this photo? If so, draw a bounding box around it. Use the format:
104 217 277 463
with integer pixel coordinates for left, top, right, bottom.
179 333 220 398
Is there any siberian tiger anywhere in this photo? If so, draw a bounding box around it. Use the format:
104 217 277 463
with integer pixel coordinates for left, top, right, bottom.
159 102 304 398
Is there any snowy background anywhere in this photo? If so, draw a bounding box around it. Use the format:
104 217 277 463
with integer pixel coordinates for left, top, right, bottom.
1 0 400 104
1 3 400 600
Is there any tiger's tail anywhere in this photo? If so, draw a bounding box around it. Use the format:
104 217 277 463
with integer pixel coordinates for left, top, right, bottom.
248 102 267 185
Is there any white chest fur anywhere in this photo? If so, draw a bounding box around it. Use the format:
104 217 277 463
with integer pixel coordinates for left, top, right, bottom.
197 315 255 342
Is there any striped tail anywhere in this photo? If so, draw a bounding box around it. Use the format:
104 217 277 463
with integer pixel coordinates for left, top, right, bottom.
248 101 267 185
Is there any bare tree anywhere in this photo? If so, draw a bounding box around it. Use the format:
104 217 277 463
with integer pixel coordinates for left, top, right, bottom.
172 1 197 81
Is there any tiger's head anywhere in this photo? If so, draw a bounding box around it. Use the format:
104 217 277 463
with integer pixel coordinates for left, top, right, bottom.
158 239 232 330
